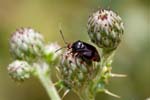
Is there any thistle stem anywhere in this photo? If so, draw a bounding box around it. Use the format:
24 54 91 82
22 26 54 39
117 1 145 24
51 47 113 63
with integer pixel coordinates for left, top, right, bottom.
35 62 61 100
78 92 95 100
79 95 95 100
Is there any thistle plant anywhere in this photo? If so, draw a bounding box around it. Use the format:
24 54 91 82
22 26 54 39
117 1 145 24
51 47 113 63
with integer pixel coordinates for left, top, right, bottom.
7 8 125 100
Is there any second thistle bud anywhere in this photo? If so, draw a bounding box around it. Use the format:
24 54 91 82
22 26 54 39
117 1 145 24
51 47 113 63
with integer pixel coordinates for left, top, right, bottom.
87 9 124 50
10 27 44 61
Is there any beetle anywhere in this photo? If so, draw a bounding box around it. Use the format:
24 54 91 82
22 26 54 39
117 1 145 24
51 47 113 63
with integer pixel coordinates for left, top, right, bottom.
57 29 100 62
67 40 100 62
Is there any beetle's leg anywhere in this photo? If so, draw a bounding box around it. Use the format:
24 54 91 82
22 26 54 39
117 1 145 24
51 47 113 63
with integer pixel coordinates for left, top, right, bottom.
73 52 79 66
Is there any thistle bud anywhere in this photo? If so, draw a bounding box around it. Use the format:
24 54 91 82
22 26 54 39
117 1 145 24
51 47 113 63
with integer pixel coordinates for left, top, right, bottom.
8 60 32 81
87 9 124 50
43 42 61 65
10 27 44 61
57 49 99 98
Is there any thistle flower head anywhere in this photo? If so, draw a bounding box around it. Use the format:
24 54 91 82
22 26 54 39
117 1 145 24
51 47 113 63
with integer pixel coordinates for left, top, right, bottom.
58 49 99 92
8 60 32 81
87 9 124 50
10 27 44 61
43 42 61 64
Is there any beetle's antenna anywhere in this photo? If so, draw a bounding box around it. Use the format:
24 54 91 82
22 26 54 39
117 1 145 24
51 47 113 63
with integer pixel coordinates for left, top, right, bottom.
56 23 69 52
59 24 68 44
55 46 67 53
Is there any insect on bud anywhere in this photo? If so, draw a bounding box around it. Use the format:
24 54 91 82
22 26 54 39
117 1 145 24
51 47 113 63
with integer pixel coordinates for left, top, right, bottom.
8 60 33 81
87 9 124 50
10 27 44 61
58 49 99 93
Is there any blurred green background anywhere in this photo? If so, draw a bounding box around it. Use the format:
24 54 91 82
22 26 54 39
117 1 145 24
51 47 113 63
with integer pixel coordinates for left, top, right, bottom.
0 0 149 100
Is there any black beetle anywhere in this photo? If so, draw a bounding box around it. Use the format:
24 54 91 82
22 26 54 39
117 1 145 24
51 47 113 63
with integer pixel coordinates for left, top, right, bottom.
57 29 100 62
68 40 100 62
